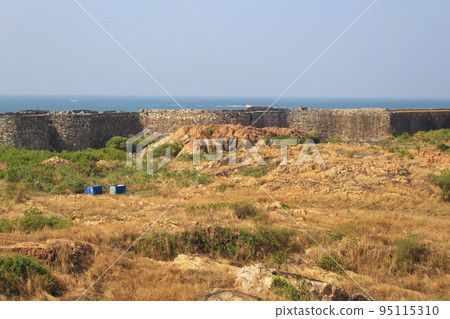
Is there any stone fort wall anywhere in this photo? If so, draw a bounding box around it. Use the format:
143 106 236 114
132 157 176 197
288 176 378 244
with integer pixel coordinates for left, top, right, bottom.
0 108 449 151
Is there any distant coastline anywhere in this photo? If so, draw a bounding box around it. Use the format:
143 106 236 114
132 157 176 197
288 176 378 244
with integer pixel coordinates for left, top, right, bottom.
0 95 449 113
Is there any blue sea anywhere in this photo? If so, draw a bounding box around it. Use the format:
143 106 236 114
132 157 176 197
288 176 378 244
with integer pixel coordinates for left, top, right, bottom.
0 95 449 113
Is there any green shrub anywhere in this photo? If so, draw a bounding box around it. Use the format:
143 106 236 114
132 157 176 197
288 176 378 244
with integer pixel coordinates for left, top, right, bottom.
300 131 321 144
0 146 55 166
196 174 213 185
437 143 449 152
0 254 60 297
392 232 429 274
327 137 341 143
240 166 268 178
271 277 319 301
398 147 414 159
397 132 414 143
0 219 13 233
105 136 128 151
265 135 296 142
414 129 450 145
331 229 344 241
231 201 265 220
263 132 321 145
281 203 295 210
317 252 348 274
106 135 156 153
3 164 56 191
205 127 216 137
431 170 450 201
176 153 193 162
152 143 183 158
135 226 301 265
14 208 72 233
60 147 126 163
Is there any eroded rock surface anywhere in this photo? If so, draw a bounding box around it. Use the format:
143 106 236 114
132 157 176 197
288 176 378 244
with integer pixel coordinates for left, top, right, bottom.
170 254 367 301
0 238 95 273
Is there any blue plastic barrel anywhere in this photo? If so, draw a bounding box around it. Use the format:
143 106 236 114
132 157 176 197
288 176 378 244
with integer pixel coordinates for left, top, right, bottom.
86 185 102 195
109 185 126 194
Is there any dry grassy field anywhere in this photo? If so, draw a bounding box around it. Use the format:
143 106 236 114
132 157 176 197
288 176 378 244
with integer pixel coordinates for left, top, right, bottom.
0 126 449 301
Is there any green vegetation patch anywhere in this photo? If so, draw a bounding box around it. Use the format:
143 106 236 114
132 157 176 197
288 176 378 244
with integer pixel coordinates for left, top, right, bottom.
0 136 217 200
263 132 321 145
176 153 194 162
135 226 302 265
281 203 295 210
151 143 183 158
390 232 430 274
0 254 60 297
431 170 450 201
0 208 72 233
240 166 269 178
271 276 319 301
413 129 450 145
205 127 216 138
386 129 450 157
317 252 348 274
231 201 266 220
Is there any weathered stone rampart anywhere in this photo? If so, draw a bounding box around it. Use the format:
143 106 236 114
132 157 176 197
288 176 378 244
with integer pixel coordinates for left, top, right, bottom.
286 108 392 143
389 109 450 136
0 107 449 150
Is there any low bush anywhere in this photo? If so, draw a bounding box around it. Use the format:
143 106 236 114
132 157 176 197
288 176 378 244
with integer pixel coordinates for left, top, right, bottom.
0 219 13 232
0 208 72 233
437 143 449 152
431 170 450 201
135 226 301 265
231 201 265 220
176 153 193 162
105 136 128 151
281 203 295 210
0 254 60 297
271 277 319 301
152 143 183 158
263 132 321 145
240 166 268 178
391 232 429 274
205 127 216 138
397 147 415 159
317 252 348 274
414 129 450 145
326 137 341 143
16 208 72 232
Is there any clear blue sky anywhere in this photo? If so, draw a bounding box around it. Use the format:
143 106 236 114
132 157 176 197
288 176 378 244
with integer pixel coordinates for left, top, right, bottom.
0 0 449 99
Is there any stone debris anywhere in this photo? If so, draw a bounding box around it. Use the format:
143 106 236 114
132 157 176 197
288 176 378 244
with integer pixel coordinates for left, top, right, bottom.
169 254 366 301
234 264 367 301
41 156 71 169
171 124 308 155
